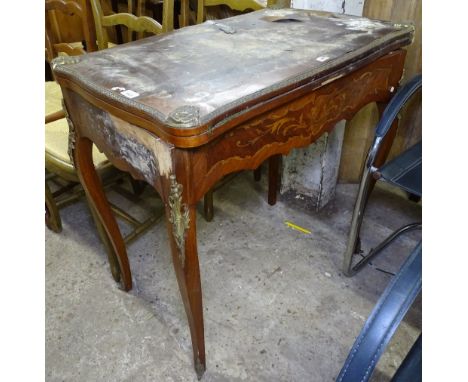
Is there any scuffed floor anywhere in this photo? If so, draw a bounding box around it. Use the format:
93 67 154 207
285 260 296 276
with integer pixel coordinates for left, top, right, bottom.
46 171 421 381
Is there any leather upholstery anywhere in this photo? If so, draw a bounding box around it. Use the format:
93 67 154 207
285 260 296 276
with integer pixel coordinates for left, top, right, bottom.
379 141 422 197
337 241 422 382
392 334 422 382
375 75 422 138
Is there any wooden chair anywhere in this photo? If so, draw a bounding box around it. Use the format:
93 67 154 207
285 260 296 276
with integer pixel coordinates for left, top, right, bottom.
89 0 174 50
196 0 265 24
45 0 159 282
195 0 291 24
108 0 191 31
45 0 100 232
45 0 98 61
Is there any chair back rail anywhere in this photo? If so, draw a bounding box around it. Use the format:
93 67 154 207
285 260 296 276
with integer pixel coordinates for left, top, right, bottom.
203 0 265 12
197 0 266 24
89 0 174 50
45 0 97 62
196 1 290 25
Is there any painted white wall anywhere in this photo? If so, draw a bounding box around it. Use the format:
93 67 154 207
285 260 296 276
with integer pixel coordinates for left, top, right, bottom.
279 0 365 210
291 0 364 16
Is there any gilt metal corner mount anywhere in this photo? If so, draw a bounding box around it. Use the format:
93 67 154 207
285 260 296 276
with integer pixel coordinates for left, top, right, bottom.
168 175 190 265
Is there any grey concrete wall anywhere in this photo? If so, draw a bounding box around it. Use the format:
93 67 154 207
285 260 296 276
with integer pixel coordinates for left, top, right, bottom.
280 122 346 210
280 0 364 211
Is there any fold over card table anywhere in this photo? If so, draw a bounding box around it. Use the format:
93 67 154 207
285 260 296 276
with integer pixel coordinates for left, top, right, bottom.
53 8 414 378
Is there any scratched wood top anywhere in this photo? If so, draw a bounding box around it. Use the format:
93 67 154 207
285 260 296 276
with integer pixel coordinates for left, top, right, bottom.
54 8 413 136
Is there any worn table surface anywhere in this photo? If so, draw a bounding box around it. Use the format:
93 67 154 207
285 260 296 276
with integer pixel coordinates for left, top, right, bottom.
54 8 413 140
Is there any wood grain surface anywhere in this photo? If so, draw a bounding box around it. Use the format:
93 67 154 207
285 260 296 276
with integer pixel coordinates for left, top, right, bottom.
338 0 421 182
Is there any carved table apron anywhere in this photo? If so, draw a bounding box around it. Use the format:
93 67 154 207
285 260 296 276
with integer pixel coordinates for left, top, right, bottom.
53 8 413 378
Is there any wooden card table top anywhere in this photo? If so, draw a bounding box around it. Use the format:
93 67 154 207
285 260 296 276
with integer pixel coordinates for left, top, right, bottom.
53 9 414 379
53 8 413 147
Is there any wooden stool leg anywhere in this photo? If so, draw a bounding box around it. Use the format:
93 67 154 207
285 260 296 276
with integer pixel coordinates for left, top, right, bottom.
203 189 214 222
73 136 132 291
164 177 205 378
45 181 62 233
268 154 281 206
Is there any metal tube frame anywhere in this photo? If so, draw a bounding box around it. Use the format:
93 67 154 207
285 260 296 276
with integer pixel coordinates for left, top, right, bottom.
343 138 381 276
342 135 421 276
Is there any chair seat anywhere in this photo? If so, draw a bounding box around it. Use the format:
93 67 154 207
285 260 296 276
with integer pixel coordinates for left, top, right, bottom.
45 81 108 168
379 141 422 197
45 80 64 114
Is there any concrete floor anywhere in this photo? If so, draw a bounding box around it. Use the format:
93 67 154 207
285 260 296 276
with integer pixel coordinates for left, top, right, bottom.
45 171 421 382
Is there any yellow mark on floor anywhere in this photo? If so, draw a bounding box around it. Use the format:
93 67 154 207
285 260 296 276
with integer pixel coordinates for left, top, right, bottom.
284 221 311 234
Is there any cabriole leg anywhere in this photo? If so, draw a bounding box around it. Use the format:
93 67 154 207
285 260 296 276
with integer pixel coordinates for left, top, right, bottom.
73 136 132 291
87 199 121 282
164 175 206 379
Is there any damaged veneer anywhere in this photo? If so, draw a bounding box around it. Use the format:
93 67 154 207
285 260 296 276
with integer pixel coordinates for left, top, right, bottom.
64 89 174 187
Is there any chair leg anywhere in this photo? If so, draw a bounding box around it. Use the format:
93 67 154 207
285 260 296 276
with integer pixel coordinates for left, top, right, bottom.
352 222 421 274
342 168 373 276
203 189 214 222
45 182 62 233
343 101 402 276
127 175 146 196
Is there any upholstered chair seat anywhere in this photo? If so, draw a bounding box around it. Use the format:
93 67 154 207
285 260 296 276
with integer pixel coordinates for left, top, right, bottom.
45 81 109 171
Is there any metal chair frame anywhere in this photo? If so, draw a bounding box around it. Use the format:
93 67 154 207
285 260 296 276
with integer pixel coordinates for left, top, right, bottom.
343 75 422 276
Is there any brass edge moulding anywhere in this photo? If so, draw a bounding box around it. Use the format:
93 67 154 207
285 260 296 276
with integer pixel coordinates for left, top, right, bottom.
168 175 190 266
52 56 168 128
51 18 413 132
